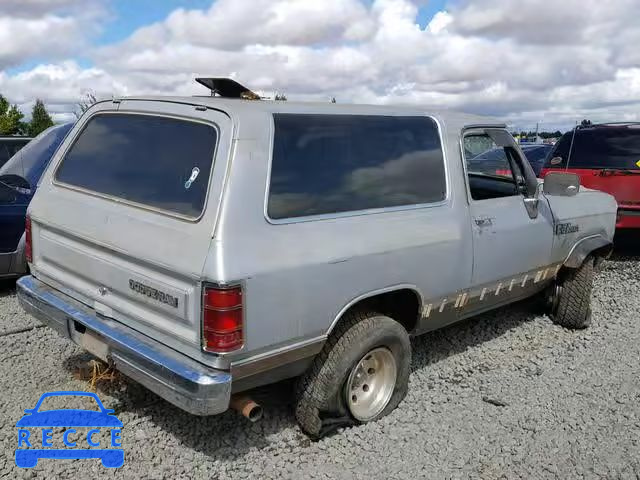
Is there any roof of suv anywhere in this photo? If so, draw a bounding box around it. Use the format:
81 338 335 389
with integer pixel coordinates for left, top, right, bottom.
111 96 504 131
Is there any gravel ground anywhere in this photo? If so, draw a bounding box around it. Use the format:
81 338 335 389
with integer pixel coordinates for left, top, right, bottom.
1 245 639 479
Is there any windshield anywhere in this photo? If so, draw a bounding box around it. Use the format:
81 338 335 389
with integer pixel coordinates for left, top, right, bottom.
547 126 640 170
0 123 73 187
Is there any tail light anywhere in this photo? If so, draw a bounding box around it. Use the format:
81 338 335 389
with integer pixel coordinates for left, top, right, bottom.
202 285 243 353
25 214 32 264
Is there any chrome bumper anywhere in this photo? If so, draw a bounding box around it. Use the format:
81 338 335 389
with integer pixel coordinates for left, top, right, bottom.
16 275 232 416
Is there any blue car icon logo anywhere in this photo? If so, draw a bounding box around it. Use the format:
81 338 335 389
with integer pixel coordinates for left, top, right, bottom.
16 391 123 468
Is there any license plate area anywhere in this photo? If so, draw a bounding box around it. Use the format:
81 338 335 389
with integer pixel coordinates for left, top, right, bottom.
70 320 109 362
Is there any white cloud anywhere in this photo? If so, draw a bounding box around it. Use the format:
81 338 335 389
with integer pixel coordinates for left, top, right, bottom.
0 0 86 17
449 0 640 46
0 0 104 70
1 0 639 130
0 16 81 69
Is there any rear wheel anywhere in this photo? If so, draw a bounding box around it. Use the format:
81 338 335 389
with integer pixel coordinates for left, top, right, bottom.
551 257 595 329
295 311 411 438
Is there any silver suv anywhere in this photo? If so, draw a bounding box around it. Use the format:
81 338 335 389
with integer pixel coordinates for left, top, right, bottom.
17 79 617 438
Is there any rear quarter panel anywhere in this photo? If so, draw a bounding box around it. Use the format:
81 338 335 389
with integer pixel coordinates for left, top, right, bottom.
204 110 474 358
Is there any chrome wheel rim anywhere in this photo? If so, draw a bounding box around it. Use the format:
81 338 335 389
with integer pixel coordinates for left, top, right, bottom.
345 347 397 422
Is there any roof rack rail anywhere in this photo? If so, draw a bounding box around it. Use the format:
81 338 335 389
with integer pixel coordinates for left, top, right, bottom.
195 78 261 100
583 121 640 128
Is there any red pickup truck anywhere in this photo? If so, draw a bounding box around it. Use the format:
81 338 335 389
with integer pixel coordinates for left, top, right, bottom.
541 123 640 231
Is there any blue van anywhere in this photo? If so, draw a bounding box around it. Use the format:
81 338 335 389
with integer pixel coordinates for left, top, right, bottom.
0 123 73 279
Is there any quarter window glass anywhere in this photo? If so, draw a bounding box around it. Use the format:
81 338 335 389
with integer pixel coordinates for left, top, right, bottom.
56 114 218 218
268 114 446 219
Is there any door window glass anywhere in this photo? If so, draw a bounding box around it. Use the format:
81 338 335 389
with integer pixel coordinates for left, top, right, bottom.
464 134 520 200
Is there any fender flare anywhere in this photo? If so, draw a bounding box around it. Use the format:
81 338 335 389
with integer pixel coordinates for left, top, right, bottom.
563 234 613 268
326 284 424 336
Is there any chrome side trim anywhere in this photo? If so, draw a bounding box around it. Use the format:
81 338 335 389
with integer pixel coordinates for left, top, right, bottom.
17 275 232 416
415 262 562 334
231 335 325 379
619 208 640 217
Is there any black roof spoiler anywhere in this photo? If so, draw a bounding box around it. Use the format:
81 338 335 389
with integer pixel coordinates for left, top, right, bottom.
195 78 260 100
578 122 640 129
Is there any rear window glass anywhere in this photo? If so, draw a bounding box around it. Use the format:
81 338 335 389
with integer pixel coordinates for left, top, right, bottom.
268 114 446 219
56 114 217 218
547 127 640 170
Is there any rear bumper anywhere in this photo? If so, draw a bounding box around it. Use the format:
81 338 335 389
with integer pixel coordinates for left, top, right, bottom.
617 208 640 229
16 275 232 416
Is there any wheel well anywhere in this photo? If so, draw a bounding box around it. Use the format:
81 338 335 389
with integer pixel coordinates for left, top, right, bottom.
592 243 614 263
333 289 421 335
563 242 613 272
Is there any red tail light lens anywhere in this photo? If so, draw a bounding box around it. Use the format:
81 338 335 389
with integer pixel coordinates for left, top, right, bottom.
202 285 243 353
25 215 32 264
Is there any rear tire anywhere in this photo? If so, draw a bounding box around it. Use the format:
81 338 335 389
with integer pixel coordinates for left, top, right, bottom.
551 257 595 329
295 311 411 439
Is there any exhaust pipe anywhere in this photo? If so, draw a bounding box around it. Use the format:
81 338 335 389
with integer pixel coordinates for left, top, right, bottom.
230 395 263 422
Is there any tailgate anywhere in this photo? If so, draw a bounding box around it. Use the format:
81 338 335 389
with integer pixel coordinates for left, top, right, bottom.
28 100 232 348
574 169 640 209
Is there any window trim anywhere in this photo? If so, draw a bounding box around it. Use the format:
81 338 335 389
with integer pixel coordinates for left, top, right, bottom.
459 126 527 204
263 113 450 225
52 110 221 223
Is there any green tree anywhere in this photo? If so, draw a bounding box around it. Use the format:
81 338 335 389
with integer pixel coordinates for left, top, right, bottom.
0 94 25 135
28 99 54 137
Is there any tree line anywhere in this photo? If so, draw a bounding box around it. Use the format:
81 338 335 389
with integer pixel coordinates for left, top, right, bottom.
0 94 54 137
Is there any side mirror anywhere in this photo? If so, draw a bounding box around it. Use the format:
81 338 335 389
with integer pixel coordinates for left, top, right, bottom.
543 172 580 197
0 174 31 195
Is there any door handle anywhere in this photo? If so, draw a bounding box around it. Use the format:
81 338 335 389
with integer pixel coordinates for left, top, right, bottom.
474 217 494 227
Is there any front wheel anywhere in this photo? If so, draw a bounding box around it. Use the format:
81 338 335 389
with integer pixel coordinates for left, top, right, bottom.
551 257 595 329
295 311 411 438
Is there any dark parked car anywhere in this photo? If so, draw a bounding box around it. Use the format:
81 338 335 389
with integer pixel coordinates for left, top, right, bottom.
468 144 553 178
0 123 73 278
0 136 31 169
520 143 553 176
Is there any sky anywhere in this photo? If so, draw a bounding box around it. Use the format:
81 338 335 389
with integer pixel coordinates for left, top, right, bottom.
1 0 639 131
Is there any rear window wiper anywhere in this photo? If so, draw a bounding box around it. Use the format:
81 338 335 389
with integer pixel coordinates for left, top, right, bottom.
597 168 640 176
